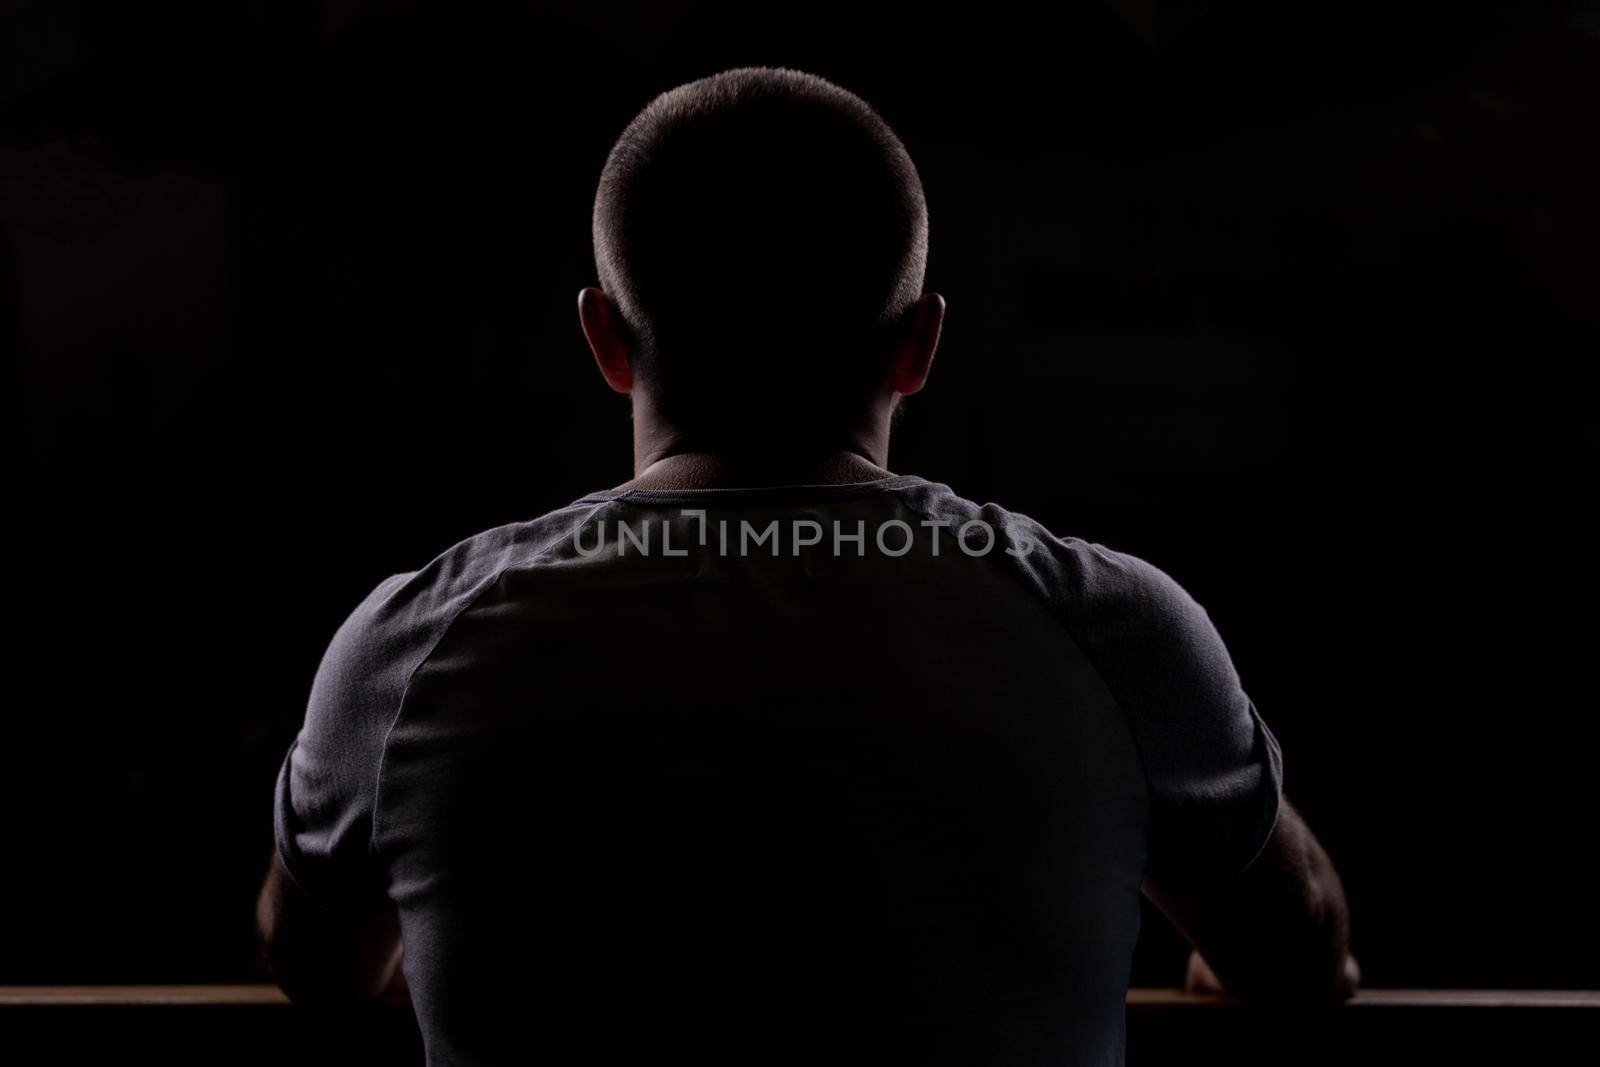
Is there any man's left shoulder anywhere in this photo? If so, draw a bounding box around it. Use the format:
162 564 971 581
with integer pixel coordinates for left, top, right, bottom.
317 500 606 701
396 498 605 613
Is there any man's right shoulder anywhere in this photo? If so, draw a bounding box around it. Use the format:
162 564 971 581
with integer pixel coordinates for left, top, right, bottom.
896 483 1281 883
886 479 1159 617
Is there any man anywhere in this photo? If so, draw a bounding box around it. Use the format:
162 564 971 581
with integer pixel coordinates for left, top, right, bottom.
259 66 1357 1065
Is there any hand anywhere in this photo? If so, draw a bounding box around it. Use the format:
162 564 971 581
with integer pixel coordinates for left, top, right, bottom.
1184 949 1227 996
1335 950 1362 1001
1184 948 1362 1001
380 946 411 1002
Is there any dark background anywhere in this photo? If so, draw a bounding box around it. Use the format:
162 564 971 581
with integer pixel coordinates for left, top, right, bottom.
4 0 1596 990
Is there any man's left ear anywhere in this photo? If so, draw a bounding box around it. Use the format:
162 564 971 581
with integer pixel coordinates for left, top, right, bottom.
888 293 945 396
578 287 633 394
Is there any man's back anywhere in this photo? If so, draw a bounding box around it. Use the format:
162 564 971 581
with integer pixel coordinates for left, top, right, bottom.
274 474 1282 1065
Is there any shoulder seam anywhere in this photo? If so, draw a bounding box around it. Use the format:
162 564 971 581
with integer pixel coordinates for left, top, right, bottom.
366 500 615 865
886 486 1161 810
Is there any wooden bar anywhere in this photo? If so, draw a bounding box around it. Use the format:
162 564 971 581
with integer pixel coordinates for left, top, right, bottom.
1124 987 1600 1009
1 986 1594 1064
4 985 1598 1008
0 985 293 1006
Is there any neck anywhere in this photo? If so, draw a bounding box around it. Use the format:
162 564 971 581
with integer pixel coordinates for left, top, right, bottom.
619 448 894 493
619 395 896 491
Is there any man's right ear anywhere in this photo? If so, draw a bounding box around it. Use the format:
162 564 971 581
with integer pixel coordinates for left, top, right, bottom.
578 287 633 394
888 292 945 397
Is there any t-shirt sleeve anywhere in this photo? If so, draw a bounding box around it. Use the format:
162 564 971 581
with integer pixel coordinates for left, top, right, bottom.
272 572 415 912
1068 542 1284 888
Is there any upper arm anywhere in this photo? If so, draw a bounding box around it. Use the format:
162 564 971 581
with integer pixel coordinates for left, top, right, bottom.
262 573 414 1001
1067 547 1351 999
1068 544 1284 887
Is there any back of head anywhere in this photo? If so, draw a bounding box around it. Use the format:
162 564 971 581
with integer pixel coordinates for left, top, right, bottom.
593 67 929 440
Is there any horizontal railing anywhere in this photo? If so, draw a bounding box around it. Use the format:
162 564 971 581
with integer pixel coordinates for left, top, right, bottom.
5 985 1597 1008
3 986 1594 1064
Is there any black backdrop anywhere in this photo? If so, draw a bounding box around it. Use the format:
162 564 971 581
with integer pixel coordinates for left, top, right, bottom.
5 1 1597 990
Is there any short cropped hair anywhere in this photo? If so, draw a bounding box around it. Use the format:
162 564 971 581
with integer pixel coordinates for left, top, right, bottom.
593 67 929 435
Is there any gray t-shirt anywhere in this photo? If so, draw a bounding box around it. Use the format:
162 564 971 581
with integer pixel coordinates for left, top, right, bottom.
273 474 1282 1066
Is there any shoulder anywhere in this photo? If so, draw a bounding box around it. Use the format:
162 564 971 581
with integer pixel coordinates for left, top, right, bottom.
1029 535 1239 695
893 483 1282 879
383 500 607 625
886 479 1205 636
309 500 608 725
277 499 622 901
1013 521 1248 727
887 479 1248 720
